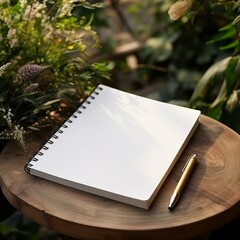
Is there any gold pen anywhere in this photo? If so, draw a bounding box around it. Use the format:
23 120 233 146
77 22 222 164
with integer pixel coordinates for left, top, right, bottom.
168 154 197 210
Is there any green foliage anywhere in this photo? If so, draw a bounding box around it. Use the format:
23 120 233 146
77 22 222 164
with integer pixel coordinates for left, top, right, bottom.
0 222 39 240
140 32 181 63
0 0 112 143
110 0 209 99
0 0 103 64
0 62 60 147
207 24 239 50
0 211 57 240
96 0 240 133
189 56 240 132
168 0 240 133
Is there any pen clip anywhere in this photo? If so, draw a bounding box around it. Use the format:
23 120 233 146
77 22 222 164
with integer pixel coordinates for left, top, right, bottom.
182 154 197 173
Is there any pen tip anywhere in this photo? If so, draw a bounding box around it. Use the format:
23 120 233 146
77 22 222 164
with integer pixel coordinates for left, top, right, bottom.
168 206 173 211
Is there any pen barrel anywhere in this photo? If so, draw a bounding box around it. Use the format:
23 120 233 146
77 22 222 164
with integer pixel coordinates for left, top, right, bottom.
175 158 197 194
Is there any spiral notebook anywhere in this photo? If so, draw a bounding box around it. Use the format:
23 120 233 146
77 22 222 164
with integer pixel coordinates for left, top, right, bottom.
25 84 201 209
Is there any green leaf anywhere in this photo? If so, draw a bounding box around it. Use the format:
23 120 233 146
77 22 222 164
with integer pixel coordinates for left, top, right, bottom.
79 2 105 10
0 223 30 238
225 56 240 95
189 56 231 105
142 37 172 63
233 1 240 11
210 56 240 108
42 99 61 107
220 40 239 50
222 89 240 133
0 224 11 235
210 80 227 109
232 15 240 25
225 89 240 113
206 101 225 120
207 24 236 44
91 61 115 72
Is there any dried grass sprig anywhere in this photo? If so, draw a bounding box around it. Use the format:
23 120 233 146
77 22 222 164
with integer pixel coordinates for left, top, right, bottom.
0 62 12 77
168 0 194 21
15 64 51 84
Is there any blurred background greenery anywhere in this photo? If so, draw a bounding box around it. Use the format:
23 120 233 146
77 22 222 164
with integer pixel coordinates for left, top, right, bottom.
96 0 240 133
1 0 240 239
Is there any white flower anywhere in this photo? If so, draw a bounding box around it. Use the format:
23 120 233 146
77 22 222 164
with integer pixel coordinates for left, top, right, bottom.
7 28 16 38
0 108 6 113
57 0 80 17
7 29 18 47
0 108 26 149
20 0 27 8
10 38 18 48
0 62 11 76
1 108 13 128
23 1 46 20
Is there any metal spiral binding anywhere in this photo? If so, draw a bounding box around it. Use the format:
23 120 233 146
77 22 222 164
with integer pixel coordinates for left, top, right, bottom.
24 85 104 174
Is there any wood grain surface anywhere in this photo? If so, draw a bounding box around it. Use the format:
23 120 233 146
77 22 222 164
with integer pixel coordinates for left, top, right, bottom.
0 115 240 240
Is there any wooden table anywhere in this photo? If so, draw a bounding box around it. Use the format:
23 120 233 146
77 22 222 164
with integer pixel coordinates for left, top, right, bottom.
0 115 240 240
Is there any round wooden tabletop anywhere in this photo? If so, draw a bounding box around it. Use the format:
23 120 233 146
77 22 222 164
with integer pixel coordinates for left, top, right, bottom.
0 115 240 240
